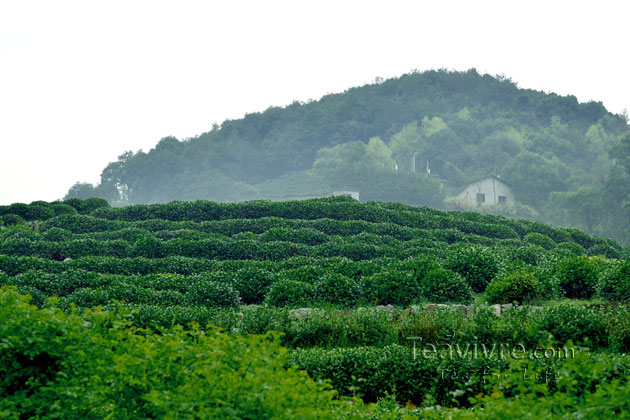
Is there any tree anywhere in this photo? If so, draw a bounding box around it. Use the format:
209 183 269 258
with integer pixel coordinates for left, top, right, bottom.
365 137 394 169
388 122 427 171
312 138 444 206
502 151 572 207
64 182 99 200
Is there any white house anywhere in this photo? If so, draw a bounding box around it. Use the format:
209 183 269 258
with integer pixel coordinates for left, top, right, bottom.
455 175 514 206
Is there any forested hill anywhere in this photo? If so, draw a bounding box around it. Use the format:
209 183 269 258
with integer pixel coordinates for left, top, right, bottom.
66 69 630 244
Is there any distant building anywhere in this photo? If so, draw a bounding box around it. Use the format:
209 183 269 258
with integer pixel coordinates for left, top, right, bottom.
333 191 360 201
455 175 514 206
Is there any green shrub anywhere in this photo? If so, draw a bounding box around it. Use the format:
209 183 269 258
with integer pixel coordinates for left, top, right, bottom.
66 287 110 307
555 241 587 256
520 220 572 243
524 232 556 250
50 202 77 217
342 309 397 347
0 286 349 419
64 197 110 214
0 256 59 276
554 256 599 299
507 244 547 265
132 236 166 258
23 203 56 220
128 304 224 329
169 238 229 258
362 270 422 306
443 243 497 292
283 310 345 348
420 268 473 304
231 231 257 241
40 214 126 234
1 214 25 226
189 276 241 307
431 228 465 244
485 270 544 304
275 256 319 270
565 227 596 249
264 279 315 307
55 269 107 296
608 306 630 352
90 227 152 242
238 305 291 335
473 223 520 239
14 270 59 296
539 304 609 348
289 344 505 406
314 257 362 279
259 241 310 261
260 227 329 245
230 267 278 305
588 243 621 259
313 273 361 306
41 227 73 242
225 239 260 260
280 266 326 283
598 259 630 302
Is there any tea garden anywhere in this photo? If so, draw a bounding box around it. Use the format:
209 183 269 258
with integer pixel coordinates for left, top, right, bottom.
1 197 629 418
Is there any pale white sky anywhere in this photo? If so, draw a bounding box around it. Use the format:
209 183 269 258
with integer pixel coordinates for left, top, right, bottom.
1 0 628 205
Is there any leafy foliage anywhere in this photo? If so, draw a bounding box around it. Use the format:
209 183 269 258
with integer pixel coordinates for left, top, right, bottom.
443 243 498 292
485 270 545 304
0 286 360 419
60 69 630 245
2 197 629 416
554 256 600 299
599 259 630 301
420 268 473 304
265 279 315 307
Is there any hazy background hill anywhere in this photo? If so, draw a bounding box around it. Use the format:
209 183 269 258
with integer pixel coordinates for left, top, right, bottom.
65 69 630 243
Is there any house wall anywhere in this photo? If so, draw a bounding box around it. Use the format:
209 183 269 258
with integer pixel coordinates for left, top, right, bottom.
456 177 514 206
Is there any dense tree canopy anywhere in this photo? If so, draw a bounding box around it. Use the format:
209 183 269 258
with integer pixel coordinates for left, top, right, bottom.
65 69 630 243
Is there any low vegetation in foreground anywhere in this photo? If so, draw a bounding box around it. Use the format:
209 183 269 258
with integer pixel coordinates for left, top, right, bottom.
1 197 629 418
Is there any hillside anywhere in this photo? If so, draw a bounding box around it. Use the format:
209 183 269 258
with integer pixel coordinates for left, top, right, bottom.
65 69 630 243
2 197 630 417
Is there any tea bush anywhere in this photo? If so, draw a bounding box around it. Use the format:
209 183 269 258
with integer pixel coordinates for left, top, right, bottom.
264 279 315 307
588 243 621 259
485 270 544 304
41 227 73 242
598 259 630 301
3 197 630 416
524 232 556 250
1 214 25 226
554 256 599 299
230 266 279 304
555 241 587 256
420 268 473 304
0 286 357 419
279 265 327 283
443 243 498 292
289 344 506 406
188 275 241 307
314 273 361 306
538 304 609 348
362 270 422 306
